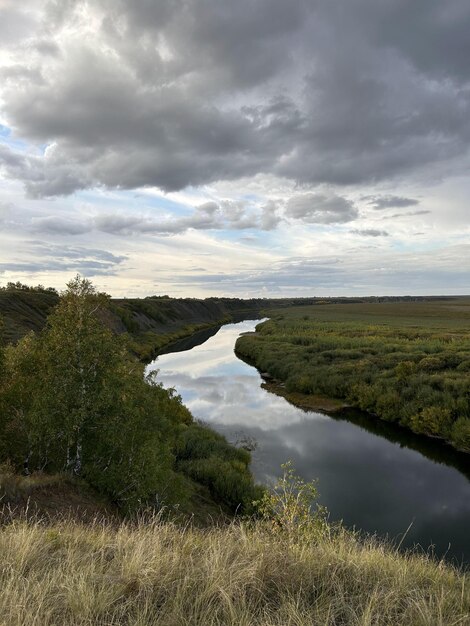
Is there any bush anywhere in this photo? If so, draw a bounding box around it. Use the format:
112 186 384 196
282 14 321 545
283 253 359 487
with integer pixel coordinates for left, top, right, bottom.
255 462 327 541
418 356 443 371
451 417 470 452
176 423 256 511
410 406 453 438
0 277 258 514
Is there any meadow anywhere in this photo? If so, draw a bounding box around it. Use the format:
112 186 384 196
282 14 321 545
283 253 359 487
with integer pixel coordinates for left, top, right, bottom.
236 298 470 452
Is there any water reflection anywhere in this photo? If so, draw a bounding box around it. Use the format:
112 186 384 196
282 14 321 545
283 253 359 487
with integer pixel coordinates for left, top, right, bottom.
147 320 470 564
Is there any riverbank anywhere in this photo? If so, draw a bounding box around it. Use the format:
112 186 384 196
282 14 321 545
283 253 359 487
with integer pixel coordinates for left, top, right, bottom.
236 350 347 413
235 299 470 453
261 379 347 412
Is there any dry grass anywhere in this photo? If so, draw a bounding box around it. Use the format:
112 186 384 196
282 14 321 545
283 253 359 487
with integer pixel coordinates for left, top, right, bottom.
0 516 467 626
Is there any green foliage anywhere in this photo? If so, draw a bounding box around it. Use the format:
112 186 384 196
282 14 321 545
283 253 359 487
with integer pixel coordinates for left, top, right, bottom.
255 461 327 541
176 423 258 511
451 417 470 452
236 301 470 451
0 276 257 513
410 406 453 438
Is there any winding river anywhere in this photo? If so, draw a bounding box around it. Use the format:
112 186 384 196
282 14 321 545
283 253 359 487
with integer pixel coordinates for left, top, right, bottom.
147 319 470 565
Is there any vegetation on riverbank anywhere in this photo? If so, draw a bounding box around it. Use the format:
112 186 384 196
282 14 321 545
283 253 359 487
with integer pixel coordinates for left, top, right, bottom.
126 321 227 360
1 463 468 625
0 277 259 517
236 299 470 452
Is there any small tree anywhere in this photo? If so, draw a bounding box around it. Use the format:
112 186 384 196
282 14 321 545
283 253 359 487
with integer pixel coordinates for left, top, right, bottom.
38 275 118 474
255 461 327 542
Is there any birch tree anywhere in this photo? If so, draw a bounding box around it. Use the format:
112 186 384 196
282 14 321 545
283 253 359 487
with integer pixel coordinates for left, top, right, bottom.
39 275 118 474
1 276 192 510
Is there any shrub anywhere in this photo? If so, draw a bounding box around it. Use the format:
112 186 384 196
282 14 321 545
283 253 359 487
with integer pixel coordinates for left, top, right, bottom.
457 359 470 372
418 356 443 372
451 417 470 452
255 461 327 542
176 423 256 511
410 406 453 438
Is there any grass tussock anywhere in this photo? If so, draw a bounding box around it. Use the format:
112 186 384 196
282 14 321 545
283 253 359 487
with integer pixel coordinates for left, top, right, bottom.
0 516 468 626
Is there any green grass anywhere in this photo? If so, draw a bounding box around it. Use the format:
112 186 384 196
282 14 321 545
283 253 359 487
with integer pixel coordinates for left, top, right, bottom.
236 298 470 452
0 515 467 626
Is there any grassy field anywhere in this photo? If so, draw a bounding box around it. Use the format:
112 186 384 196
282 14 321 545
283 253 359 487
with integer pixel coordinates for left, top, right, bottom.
0 515 468 626
236 298 470 452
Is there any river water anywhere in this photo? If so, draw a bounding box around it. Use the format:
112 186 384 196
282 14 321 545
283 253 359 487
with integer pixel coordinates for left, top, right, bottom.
147 319 470 565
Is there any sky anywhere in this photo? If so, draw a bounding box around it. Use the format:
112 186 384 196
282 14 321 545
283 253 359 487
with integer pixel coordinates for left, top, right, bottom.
0 0 469 298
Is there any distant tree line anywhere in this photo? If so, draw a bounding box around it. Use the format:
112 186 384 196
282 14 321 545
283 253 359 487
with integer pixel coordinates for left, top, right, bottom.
0 281 58 295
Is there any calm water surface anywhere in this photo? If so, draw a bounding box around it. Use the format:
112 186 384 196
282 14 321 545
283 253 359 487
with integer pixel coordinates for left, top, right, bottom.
147 320 470 564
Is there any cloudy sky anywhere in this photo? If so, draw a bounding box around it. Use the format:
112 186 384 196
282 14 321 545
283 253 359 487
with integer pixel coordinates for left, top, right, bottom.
0 0 469 297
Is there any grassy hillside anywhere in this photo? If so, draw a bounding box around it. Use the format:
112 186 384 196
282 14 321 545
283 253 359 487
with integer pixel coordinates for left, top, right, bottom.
109 296 272 359
0 289 59 345
1 462 467 625
0 515 468 626
236 298 470 452
0 286 318 357
0 469 116 524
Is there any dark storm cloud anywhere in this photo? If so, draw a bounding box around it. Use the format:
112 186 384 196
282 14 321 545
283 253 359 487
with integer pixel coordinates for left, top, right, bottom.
0 144 90 197
286 194 358 224
365 195 420 210
1 0 470 195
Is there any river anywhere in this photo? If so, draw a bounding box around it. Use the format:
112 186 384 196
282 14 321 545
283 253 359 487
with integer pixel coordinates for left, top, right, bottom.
147 319 470 565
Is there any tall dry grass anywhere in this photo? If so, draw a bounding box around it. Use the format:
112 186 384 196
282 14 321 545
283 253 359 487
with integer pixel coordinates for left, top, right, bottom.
0 515 468 626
